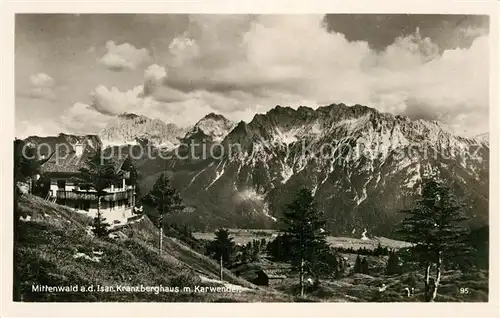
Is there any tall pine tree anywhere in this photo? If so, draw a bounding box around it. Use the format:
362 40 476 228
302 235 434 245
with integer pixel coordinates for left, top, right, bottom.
207 228 235 267
143 172 184 254
397 177 471 302
74 148 123 237
360 257 369 275
282 187 331 296
354 255 362 273
385 251 402 275
267 233 293 262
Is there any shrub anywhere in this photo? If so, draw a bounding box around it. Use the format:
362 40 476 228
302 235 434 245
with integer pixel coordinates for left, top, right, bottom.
402 273 419 287
170 269 201 288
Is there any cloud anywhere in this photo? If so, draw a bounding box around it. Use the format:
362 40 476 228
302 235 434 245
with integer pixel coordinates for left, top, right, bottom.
99 41 151 71
460 26 488 39
145 64 167 83
16 119 63 139
30 73 54 87
158 15 488 136
60 102 113 134
27 87 57 100
90 85 144 115
25 72 56 100
143 64 167 96
168 34 200 67
49 15 488 137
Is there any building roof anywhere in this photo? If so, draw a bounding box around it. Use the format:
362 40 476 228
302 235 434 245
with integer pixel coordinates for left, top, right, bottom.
231 262 288 280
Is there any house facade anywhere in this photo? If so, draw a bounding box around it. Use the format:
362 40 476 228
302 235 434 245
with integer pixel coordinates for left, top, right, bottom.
38 143 138 219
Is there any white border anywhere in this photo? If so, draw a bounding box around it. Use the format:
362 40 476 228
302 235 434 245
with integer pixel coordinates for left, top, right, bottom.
1 1 499 317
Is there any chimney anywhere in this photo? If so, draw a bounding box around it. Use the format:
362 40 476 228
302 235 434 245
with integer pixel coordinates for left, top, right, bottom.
74 143 84 157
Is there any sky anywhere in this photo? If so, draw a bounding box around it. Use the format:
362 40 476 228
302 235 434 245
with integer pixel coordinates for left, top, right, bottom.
15 14 489 138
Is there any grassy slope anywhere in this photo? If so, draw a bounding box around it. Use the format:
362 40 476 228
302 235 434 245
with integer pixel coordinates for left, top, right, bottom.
306 270 490 302
14 194 488 303
15 194 290 302
275 260 488 302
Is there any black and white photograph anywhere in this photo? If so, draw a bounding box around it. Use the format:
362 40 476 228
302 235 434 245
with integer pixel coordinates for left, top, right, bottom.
5 5 497 312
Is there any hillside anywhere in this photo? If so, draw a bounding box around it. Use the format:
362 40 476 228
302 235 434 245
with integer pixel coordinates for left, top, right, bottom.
15 194 290 302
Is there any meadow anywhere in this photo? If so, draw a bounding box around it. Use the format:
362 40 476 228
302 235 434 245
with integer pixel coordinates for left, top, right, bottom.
193 229 488 302
192 229 412 250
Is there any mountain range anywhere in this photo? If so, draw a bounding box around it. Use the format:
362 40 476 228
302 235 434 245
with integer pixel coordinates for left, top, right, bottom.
21 103 489 236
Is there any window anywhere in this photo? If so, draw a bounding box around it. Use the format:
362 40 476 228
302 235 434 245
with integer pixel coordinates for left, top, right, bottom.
57 180 66 190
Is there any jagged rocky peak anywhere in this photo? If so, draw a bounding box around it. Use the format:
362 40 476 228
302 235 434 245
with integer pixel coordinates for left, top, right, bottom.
99 113 188 149
315 103 373 119
201 112 229 122
251 103 374 128
242 103 376 145
226 103 486 156
186 112 236 143
118 112 141 120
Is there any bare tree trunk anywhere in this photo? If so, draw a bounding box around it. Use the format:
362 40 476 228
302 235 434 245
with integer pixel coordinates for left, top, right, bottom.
98 195 101 214
299 258 304 297
159 225 163 254
424 262 431 301
96 195 102 237
431 252 442 302
220 255 223 281
132 184 135 208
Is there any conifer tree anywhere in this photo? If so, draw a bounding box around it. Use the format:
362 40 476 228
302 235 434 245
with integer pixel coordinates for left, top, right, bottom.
336 255 346 278
74 148 123 237
397 177 471 302
207 228 235 267
361 257 369 274
143 172 184 253
386 251 402 275
240 244 250 263
354 255 362 273
251 240 260 261
267 233 293 262
282 187 331 296
260 238 267 251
